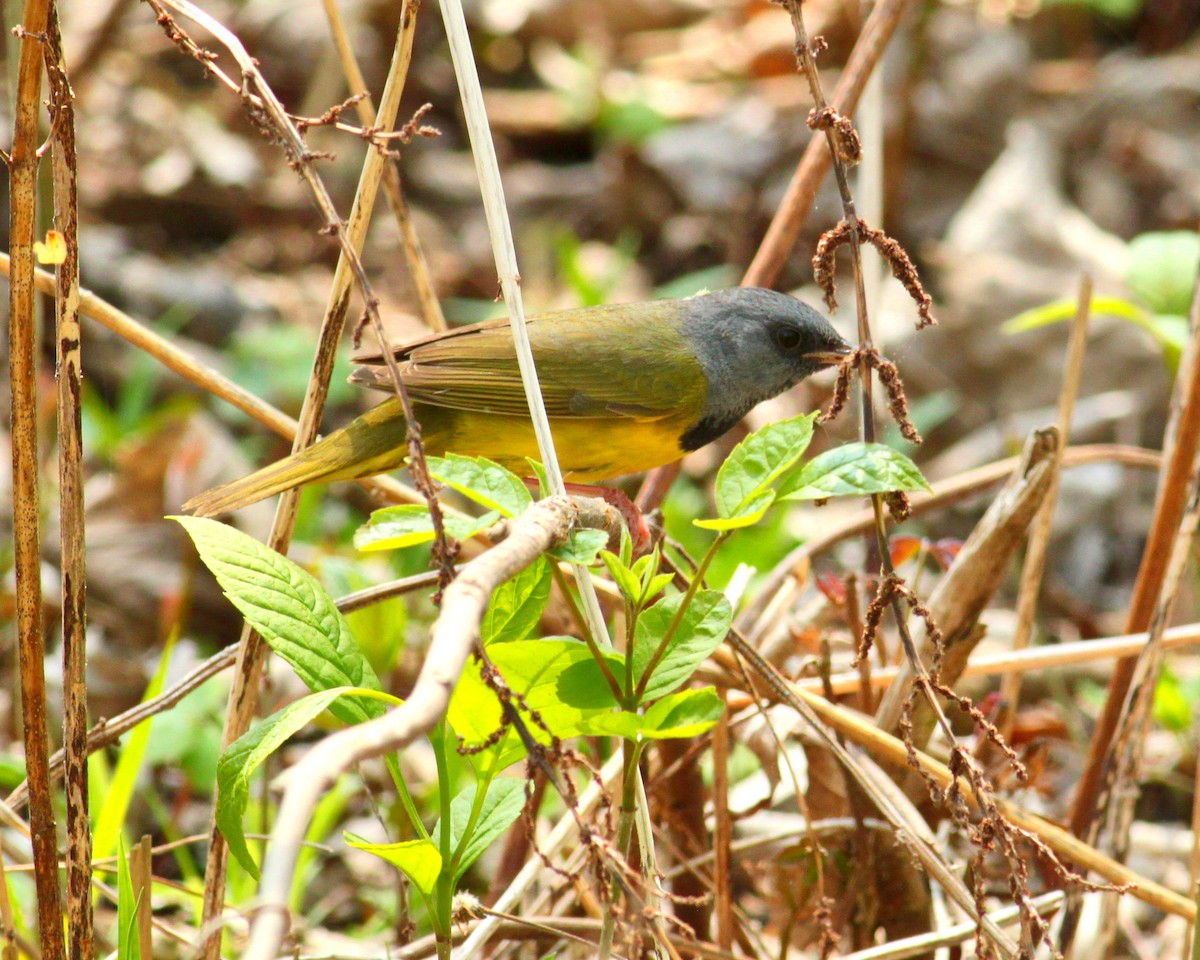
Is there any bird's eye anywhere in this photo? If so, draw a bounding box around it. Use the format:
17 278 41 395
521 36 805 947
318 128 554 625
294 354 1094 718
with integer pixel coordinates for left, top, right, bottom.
774 326 802 351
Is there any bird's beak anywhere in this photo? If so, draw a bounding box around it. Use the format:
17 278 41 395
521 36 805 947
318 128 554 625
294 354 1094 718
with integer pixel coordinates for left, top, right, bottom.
804 345 854 366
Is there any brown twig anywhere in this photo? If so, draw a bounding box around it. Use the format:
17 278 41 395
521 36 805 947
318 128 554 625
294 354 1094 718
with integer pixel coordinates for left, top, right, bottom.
999 277 1091 739
44 8 91 959
1069 238 1200 837
321 0 447 333
743 0 913 288
137 1 440 951
8 1 66 956
0 252 431 510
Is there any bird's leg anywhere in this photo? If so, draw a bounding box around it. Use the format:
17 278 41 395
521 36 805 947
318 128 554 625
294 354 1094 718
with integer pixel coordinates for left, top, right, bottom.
523 480 653 556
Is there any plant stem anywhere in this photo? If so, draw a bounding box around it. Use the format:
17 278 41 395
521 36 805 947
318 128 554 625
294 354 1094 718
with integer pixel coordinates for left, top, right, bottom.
632 532 728 704
598 739 644 960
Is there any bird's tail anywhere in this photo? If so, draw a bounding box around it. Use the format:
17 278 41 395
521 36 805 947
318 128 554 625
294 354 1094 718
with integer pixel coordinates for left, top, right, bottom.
183 399 409 517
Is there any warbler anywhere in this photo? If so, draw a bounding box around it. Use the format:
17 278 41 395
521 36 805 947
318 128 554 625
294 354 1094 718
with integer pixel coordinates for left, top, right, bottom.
184 287 850 517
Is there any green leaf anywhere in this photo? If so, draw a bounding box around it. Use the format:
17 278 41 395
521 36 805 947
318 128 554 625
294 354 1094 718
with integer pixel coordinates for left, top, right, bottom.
1127 231 1200 317
549 527 609 563
706 414 816 524
428 454 532 518
94 630 179 865
1153 666 1193 733
173 517 384 725
1002 295 1149 334
117 837 142 960
695 489 775 530
354 504 500 552
1003 294 1185 370
345 833 441 899
217 687 400 877
482 557 552 645
641 687 724 737
582 687 724 740
448 639 621 754
437 779 527 881
778 443 931 501
601 550 641 603
632 591 732 701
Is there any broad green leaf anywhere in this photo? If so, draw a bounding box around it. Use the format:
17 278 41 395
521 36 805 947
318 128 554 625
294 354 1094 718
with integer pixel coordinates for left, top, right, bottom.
218 687 400 877
345 833 441 899
1127 231 1200 317
354 504 499 552
117 837 142 960
695 489 775 530
449 639 620 753
549 527 609 563
428 454 532 518
632 591 732 701
707 414 816 523
641 687 724 737
436 779 527 881
174 517 383 724
582 687 724 740
779 443 930 501
482 557 552 645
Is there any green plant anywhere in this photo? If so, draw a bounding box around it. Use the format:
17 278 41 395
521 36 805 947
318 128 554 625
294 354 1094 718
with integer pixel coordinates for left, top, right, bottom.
174 416 927 957
1004 230 1199 372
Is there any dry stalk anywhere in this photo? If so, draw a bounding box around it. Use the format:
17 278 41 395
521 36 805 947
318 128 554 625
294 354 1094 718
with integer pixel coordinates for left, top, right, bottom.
0 252 431 509
8 0 67 956
1070 244 1200 836
999 276 1092 739
766 2 1065 949
1090 448 1200 953
44 8 91 959
136 1 440 950
743 0 914 288
321 0 446 332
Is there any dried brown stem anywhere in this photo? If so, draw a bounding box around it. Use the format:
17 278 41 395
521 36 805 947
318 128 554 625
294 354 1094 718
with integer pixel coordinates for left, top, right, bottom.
136 2 435 951
44 8 91 959
999 277 1091 738
743 0 913 288
8 0 66 956
0 252 427 509
1070 241 1200 839
321 0 447 332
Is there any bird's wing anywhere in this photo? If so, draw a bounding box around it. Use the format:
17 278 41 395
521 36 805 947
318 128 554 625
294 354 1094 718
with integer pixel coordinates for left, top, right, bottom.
350 304 707 421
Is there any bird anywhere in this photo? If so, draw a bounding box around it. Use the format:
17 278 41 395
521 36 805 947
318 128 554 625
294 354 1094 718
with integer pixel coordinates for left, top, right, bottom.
183 287 851 518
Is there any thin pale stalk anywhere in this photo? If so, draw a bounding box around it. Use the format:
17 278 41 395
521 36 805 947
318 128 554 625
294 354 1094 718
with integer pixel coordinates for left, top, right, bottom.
712 694 733 952
45 8 91 959
999 275 1091 739
435 0 612 651
1071 240 1200 837
8 0 66 956
321 0 446 332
